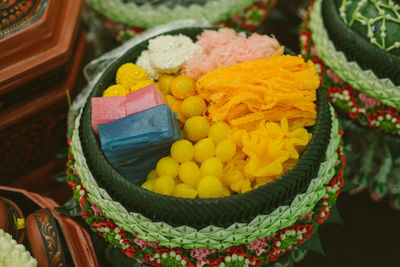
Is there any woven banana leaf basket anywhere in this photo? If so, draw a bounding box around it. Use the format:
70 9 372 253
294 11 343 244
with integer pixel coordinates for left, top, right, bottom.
67 27 345 266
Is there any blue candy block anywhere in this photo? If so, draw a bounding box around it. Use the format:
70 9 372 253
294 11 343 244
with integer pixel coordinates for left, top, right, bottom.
98 104 181 183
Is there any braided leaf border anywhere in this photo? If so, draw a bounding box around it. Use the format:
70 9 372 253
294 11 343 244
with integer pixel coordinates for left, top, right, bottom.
310 0 400 110
70 105 340 249
86 0 255 28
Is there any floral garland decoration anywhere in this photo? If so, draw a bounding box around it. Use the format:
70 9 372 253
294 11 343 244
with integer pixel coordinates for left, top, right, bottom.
65 133 345 267
299 3 400 136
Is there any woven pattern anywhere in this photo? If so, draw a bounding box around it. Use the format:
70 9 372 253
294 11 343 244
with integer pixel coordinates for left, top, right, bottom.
71 105 340 249
86 0 255 28
310 0 400 110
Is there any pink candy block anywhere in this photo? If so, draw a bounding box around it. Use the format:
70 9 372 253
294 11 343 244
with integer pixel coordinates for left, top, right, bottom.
91 96 126 133
91 84 166 133
126 84 166 116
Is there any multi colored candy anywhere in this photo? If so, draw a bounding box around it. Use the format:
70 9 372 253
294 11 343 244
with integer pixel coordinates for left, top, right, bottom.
93 30 318 198
91 83 166 133
98 104 181 183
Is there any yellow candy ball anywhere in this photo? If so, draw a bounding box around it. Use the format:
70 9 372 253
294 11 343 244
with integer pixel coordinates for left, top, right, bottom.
173 183 198 199
130 80 154 93
170 75 196 99
116 63 149 89
194 137 215 163
158 75 175 95
172 100 186 123
165 95 177 109
200 157 223 178
222 186 232 197
153 176 175 196
171 140 194 163
180 96 207 118
197 176 224 198
156 157 179 178
221 170 243 188
208 122 231 144
103 84 129 97
146 169 158 181
178 161 202 188
141 180 155 191
215 139 236 162
184 116 209 142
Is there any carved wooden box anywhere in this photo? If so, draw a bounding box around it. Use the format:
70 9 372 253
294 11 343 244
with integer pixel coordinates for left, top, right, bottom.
0 0 85 193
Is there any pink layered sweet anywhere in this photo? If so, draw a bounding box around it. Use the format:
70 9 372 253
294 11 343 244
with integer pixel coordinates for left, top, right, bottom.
182 28 281 80
91 84 166 133
126 84 166 116
91 96 126 133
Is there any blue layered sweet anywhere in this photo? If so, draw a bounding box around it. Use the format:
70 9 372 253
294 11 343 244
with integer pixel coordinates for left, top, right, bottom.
98 104 181 183
91 84 166 134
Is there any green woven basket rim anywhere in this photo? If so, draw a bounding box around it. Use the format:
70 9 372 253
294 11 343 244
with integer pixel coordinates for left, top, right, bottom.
79 27 332 229
322 0 400 86
86 0 256 28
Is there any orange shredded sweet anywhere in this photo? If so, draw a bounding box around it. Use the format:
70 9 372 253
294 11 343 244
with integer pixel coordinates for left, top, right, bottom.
196 48 320 129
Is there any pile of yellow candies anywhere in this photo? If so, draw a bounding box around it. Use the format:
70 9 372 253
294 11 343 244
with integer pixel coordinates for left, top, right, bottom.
142 120 241 198
102 63 155 97
157 74 206 124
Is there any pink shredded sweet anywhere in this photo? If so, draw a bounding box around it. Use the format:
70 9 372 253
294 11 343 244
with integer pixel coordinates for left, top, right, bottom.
182 28 281 80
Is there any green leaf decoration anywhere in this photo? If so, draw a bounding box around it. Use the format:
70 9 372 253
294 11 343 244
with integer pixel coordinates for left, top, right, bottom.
52 170 67 183
271 253 294 267
325 205 344 225
341 176 358 193
290 247 308 263
54 197 82 217
299 229 325 256
55 147 69 159
343 145 359 166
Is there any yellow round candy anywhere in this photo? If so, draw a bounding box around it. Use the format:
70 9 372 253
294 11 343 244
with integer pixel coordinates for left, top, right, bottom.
171 140 194 163
165 95 177 108
170 75 196 99
221 170 243 188
141 180 155 191
215 139 236 162
173 183 198 199
208 122 231 144
180 96 207 118
197 176 224 198
103 84 129 97
116 63 149 89
146 169 158 181
200 157 223 178
184 116 209 142
194 137 215 163
158 75 175 95
172 100 186 123
222 186 232 197
153 176 175 196
178 161 202 188
130 80 154 93
156 157 179 178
